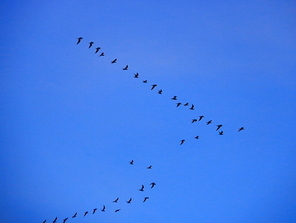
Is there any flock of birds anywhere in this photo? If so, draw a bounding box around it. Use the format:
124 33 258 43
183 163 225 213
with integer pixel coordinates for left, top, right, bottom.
42 37 244 222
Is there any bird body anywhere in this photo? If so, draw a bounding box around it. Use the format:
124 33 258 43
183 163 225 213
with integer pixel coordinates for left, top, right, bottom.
171 96 177 100
93 208 97 214
129 160 134 165
95 47 101 53
219 131 224 135
189 104 194 110
115 209 121 213
176 102 182 107
127 198 132 203
53 217 57 223
113 197 119 203
84 211 88 217
134 73 139 78
192 119 197 123
143 197 149 202
143 80 148 83
101 205 106 212
150 182 156 188
180 139 185 145
63 218 68 223
198 116 204 121
151 84 157 90
184 102 189 106
72 213 77 218
111 59 117 63
216 125 223 131
76 37 82 44
158 89 163 94
139 185 144 191
206 120 212 125
147 165 152 169
195 136 200 139
99 52 104 57
238 127 244 132
88 42 94 48
123 65 128 70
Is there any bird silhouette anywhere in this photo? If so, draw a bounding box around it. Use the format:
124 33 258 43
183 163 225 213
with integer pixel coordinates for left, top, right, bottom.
43 220 46 223
111 58 117 63
115 209 121 213
216 125 223 131
113 197 119 203
101 205 106 212
123 65 128 70
139 185 145 191
72 212 77 218
206 120 212 125
88 42 94 48
171 96 177 100
150 182 156 188
192 119 197 123
143 197 149 202
134 73 139 78
99 52 104 56
127 198 132 203
151 84 157 90
184 102 189 106
84 211 88 217
93 208 97 214
143 80 148 83
147 165 152 169
95 47 101 53
238 127 244 132
180 139 185 145
176 102 182 107
198 116 204 121
189 104 194 110
219 131 224 135
63 218 68 223
76 37 83 44
158 89 163 94
53 217 57 223
129 160 134 165
195 136 200 139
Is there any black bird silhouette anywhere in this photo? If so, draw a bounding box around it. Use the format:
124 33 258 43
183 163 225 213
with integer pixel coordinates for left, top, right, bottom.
88 42 94 48
158 89 163 94
111 59 117 63
99 52 104 57
189 104 195 110
151 84 157 90
238 127 244 132
180 139 185 145
115 209 121 213
95 47 101 53
184 102 189 106
93 208 97 214
129 160 134 165
143 80 148 83
123 65 128 70
139 185 144 191
206 120 212 125
143 197 149 202
43 220 46 223
216 125 223 131
150 182 156 188
113 197 119 203
63 218 68 223
84 211 88 217
147 165 152 169
53 217 57 223
195 136 200 139
72 212 77 218
198 116 204 121
218 131 224 135
176 102 182 107
76 37 82 44
101 205 106 212
134 73 139 78
192 119 197 123
127 198 132 203
171 96 177 100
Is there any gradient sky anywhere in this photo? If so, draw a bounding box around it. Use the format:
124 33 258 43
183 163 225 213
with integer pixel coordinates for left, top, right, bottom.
1 0 296 223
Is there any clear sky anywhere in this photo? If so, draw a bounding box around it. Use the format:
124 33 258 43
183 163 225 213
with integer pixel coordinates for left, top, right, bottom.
1 0 296 222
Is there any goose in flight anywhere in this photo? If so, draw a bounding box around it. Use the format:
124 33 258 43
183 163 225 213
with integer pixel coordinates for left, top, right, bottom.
111 58 117 63
192 119 197 123
143 80 148 83
95 47 101 53
113 197 119 203
180 139 185 145
76 37 83 44
150 182 156 188
218 131 224 135
184 102 189 106
123 65 128 70
43 220 46 223
84 211 88 217
198 116 204 121
158 89 163 94
216 125 223 131
206 120 212 125
99 52 104 57
134 73 139 78
129 160 134 165
101 205 106 212
139 185 145 191
53 217 57 223
115 209 121 213
88 42 94 48
72 212 77 218
151 84 157 90
195 136 200 139
238 127 244 132
143 197 149 202
93 208 97 214
127 198 132 203
147 165 152 169
171 96 177 100
189 104 195 110
176 102 182 107
62 218 68 223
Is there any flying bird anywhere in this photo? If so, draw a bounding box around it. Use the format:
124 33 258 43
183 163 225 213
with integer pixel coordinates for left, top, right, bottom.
238 127 244 132
219 131 224 135
95 47 101 53
72 212 77 218
101 205 106 212
76 37 82 44
158 89 163 94
143 197 149 202
139 185 145 191
123 65 128 70
192 119 197 123
134 73 139 78
88 42 94 48
176 102 182 107
129 160 134 165
127 198 132 203
113 197 119 203
195 136 200 139
216 125 223 131
150 182 156 188
143 80 148 83
111 58 117 63
63 218 68 223
53 217 57 223
147 165 152 169
115 209 121 213
206 120 212 125
99 52 105 56
171 96 177 100
43 220 46 223
184 102 189 106
198 116 204 121
189 104 195 110
93 208 97 214
151 84 157 90
180 139 185 145
84 211 88 217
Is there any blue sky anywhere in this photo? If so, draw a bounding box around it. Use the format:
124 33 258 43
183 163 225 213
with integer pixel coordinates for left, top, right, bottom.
1 0 296 222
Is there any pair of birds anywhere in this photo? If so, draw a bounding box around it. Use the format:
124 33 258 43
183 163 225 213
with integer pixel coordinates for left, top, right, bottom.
129 160 152 169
